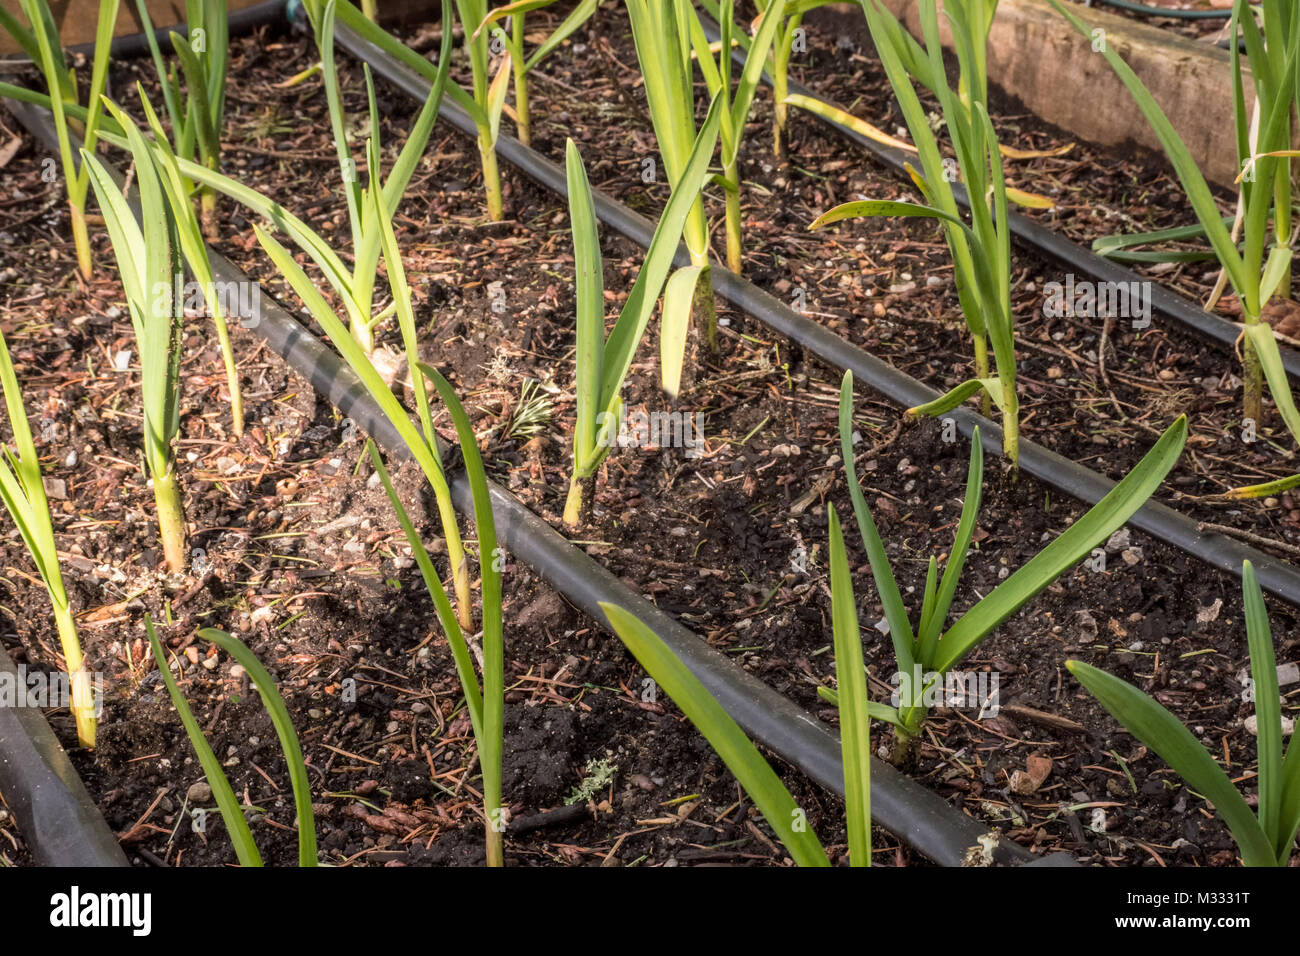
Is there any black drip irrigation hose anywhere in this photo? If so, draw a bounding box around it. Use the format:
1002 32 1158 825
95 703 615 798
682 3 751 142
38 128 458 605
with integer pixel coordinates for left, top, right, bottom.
1086 0 1232 20
68 1 288 63
696 17 1300 383
331 17 1300 613
3 100 1070 869
0 2 287 71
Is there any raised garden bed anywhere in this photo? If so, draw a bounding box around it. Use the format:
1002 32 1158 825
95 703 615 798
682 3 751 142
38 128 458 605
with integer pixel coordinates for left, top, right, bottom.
0 0 1296 872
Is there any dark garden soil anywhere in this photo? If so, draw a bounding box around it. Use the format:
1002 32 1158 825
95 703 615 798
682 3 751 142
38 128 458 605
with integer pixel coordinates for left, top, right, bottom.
0 7 1295 867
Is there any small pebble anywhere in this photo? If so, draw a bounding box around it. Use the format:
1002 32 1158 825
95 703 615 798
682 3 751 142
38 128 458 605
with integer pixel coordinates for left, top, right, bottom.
1106 528 1131 552
1246 713 1295 737
186 781 213 805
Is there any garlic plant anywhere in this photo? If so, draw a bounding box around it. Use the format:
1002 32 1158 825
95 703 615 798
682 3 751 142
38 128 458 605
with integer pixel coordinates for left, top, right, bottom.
368 389 505 865
680 0 786 274
136 40 478 631
831 371 1186 764
563 96 722 524
302 0 456 352
812 0 1022 464
1049 0 1300 493
1069 561 1299 867
0 328 97 747
0 0 120 278
83 101 189 574
473 0 600 147
135 89 245 438
625 0 724 376
147 617 317 866
133 0 228 238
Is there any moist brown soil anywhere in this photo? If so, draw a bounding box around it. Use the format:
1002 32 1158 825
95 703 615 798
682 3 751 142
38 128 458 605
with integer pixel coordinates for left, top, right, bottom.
0 9 1295 868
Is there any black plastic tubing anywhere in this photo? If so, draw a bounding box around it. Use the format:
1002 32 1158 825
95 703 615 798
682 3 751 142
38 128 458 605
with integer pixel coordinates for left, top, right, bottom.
1088 0 1232 20
331 17 1300 613
0 2 287 68
696 15 1300 382
79 1 288 61
3 96 1066 868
